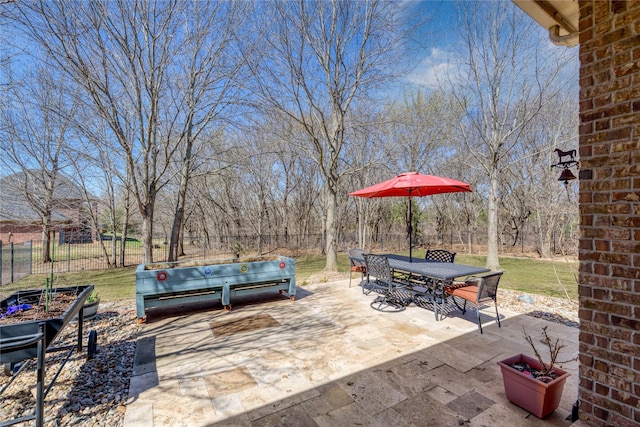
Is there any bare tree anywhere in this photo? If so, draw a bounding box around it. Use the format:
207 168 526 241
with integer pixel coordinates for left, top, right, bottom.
165 1 250 261
342 107 386 251
380 88 461 250
448 2 575 269
12 0 198 263
249 0 407 271
68 113 136 267
383 89 455 173
0 65 79 262
507 92 578 257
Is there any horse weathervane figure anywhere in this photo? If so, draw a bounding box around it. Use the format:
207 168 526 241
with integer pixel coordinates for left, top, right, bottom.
551 148 579 186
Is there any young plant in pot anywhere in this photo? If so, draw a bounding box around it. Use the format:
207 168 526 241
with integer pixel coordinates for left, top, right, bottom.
497 326 573 418
73 289 100 321
84 289 100 319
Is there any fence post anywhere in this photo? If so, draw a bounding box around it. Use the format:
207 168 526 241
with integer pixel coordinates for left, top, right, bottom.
29 240 33 275
0 240 3 285
67 243 71 272
10 242 15 283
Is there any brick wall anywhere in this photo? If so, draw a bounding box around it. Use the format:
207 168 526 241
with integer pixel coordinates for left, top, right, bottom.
578 1 640 426
0 224 43 245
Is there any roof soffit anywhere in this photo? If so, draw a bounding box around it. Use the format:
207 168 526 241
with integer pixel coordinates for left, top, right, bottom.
512 0 579 47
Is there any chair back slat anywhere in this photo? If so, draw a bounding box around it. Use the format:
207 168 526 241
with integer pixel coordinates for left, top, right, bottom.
425 249 456 263
348 248 366 269
477 271 504 300
364 254 393 291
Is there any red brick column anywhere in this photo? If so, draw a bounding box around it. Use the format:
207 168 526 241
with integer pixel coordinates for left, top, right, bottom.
578 1 640 426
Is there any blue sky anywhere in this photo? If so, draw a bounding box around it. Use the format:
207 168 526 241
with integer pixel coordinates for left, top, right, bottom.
405 0 461 86
399 0 577 91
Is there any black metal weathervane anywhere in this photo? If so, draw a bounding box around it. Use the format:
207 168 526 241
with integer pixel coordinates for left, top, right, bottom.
551 148 579 199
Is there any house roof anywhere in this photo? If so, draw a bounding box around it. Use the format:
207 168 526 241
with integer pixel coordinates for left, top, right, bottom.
0 171 88 223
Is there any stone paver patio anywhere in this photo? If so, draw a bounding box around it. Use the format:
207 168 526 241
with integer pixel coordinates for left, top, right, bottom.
124 279 582 426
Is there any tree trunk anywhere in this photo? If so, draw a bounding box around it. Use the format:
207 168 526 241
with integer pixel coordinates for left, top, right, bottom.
324 188 338 271
41 226 51 264
120 189 131 267
486 169 501 270
141 207 154 264
539 219 553 258
111 225 118 267
168 193 186 262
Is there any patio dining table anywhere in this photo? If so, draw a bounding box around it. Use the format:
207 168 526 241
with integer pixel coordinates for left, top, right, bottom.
358 253 490 320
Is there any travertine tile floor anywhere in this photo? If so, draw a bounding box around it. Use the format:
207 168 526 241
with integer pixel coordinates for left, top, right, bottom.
124 279 583 427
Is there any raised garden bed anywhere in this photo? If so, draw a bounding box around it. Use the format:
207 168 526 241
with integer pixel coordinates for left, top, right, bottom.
135 256 296 322
1 286 95 363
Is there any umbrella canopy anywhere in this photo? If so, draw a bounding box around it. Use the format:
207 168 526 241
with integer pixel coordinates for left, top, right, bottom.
349 172 471 198
349 172 472 259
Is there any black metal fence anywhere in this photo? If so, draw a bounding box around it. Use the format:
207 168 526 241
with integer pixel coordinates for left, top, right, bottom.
0 239 163 286
0 230 577 286
0 241 33 285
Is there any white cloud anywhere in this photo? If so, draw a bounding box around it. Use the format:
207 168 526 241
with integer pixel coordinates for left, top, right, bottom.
406 47 461 89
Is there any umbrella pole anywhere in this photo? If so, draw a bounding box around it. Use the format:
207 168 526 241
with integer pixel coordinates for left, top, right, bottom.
409 194 413 261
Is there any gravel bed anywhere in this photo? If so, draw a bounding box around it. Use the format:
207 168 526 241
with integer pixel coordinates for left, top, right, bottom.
0 301 138 427
0 290 578 427
499 289 579 328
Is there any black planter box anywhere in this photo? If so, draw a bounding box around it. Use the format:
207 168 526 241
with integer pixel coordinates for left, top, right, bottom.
0 285 93 365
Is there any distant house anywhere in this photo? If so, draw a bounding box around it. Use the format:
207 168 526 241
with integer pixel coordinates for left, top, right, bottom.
0 171 98 245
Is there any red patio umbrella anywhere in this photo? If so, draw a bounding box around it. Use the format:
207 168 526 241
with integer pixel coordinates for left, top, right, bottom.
349 172 472 259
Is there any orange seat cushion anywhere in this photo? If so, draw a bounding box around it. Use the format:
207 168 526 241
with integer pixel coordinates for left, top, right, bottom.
446 285 478 303
351 266 366 272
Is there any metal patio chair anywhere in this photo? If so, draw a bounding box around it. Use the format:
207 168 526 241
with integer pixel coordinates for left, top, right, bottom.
444 271 504 333
425 249 456 263
414 249 457 299
364 254 410 312
348 248 368 291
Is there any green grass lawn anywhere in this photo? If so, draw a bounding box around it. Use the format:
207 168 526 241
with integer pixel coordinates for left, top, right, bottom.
0 252 578 302
1 267 138 301
453 254 578 299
